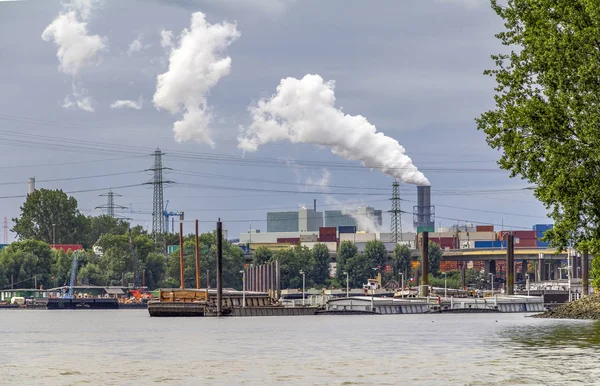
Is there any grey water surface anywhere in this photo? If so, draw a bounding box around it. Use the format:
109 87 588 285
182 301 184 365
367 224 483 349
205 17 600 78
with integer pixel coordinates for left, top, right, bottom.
1 311 599 385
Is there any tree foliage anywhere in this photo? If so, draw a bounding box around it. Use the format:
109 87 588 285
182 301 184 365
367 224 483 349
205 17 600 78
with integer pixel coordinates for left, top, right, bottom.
477 1 600 258
252 246 273 265
12 189 90 246
311 243 331 286
335 241 357 284
392 244 412 280
428 241 443 277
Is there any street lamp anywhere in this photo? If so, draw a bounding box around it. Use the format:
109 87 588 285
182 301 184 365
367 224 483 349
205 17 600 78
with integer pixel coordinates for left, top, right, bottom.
299 270 305 306
343 271 349 298
52 223 56 246
239 270 246 307
489 272 494 296
443 272 447 298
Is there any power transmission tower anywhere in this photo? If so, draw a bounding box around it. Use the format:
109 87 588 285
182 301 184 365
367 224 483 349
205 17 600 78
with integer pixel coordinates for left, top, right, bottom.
389 180 402 243
3 217 8 244
148 148 171 253
95 190 127 217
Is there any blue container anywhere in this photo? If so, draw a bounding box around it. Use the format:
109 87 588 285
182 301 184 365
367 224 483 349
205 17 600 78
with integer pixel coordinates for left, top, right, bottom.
338 226 357 234
0 244 7 250
474 240 505 248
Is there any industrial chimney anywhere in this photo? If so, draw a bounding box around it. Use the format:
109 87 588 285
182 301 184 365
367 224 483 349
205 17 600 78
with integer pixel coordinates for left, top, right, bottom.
28 177 35 195
413 186 434 232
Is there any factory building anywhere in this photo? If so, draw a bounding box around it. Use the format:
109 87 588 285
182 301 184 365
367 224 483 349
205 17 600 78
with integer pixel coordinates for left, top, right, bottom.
324 207 383 231
267 202 323 232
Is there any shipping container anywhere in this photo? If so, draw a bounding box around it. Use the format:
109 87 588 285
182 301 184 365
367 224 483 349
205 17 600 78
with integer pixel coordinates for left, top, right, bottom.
440 261 458 272
459 231 496 241
474 240 504 248
537 240 550 248
475 225 494 232
533 224 553 232
319 227 337 236
301 241 337 252
276 237 300 244
514 238 537 248
338 225 357 234
319 235 337 243
299 234 318 242
512 230 537 239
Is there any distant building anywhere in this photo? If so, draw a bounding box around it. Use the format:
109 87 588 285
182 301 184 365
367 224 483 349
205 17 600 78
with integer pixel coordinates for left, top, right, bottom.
267 211 299 232
324 207 382 231
267 208 323 232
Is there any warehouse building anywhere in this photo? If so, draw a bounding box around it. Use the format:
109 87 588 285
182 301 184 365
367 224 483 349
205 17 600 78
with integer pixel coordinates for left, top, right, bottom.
267 207 323 232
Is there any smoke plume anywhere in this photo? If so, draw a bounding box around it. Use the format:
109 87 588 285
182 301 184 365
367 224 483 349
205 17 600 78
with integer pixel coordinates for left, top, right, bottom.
42 0 106 112
153 12 240 146
238 74 429 186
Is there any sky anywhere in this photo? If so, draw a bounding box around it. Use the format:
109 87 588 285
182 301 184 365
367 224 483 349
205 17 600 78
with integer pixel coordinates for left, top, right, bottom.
0 0 551 242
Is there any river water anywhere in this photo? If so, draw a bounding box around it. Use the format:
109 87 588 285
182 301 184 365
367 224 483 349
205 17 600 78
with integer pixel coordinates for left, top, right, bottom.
1 310 599 385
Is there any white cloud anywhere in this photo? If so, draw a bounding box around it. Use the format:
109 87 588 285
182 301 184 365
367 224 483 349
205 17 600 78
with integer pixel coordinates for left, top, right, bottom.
127 36 151 56
110 97 143 110
63 83 94 112
160 29 174 50
153 12 240 146
202 0 293 16
238 74 430 186
41 0 106 112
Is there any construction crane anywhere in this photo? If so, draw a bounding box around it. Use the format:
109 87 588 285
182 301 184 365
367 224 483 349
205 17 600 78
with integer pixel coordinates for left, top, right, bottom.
64 251 78 299
163 200 184 233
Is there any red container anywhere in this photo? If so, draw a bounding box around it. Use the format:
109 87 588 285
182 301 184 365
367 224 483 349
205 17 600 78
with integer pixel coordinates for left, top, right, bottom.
432 236 457 250
51 244 83 253
515 238 537 248
277 238 300 244
319 235 337 242
319 227 337 236
512 230 537 239
476 225 494 232
440 261 458 272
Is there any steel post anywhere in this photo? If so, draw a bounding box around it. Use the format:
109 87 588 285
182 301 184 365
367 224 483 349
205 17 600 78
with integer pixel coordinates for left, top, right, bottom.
506 234 514 295
421 231 429 297
216 219 223 316
179 222 184 290
583 249 589 297
195 219 200 289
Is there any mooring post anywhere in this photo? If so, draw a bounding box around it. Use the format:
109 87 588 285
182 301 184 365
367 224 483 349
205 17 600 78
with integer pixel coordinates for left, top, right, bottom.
461 263 466 289
276 259 281 299
195 219 200 290
507 234 514 295
179 222 184 290
582 249 589 297
421 231 429 297
216 218 223 316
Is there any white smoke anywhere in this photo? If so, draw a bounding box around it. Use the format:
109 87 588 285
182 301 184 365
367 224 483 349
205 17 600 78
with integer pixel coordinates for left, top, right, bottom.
153 12 240 146
42 0 106 112
238 74 429 186
110 97 143 110
304 168 331 192
324 196 382 234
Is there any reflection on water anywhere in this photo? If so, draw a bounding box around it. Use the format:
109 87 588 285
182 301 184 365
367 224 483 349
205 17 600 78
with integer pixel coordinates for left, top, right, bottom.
1 311 600 385
501 320 600 350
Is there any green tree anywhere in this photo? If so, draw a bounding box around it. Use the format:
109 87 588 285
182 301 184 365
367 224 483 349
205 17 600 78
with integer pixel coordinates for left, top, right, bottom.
88 215 130 246
364 240 388 270
311 243 331 286
428 241 443 277
252 246 273 265
476 1 600 282
274 246 313 289
345 252 372 288
336 241 357 284
145 252 166 289
0 240 54 289
392 244 412 283
12 189 90 246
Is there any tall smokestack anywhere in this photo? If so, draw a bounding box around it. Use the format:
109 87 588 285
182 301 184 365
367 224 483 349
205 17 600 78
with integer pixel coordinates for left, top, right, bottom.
28 177 35 195
414 186 434 232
